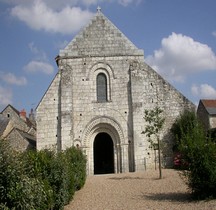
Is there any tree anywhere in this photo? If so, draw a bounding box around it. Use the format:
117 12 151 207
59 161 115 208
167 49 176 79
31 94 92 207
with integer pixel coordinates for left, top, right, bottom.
142 106 165 179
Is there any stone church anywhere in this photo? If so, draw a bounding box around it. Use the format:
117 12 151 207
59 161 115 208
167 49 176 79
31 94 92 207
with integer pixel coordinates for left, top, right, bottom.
36 9 195 175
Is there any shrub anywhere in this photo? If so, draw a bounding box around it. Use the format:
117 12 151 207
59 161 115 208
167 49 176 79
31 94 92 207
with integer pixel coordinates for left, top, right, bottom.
0 140 20 207
183 141 216 199
171 111 216 199
20 149 55 209
0 140 52 210
22 147 86 210
207 128 216 143
65 147 87 190
52 147 86 209
171 110 198 151
21 149 55 179
0 141 87 210
48 151 74 209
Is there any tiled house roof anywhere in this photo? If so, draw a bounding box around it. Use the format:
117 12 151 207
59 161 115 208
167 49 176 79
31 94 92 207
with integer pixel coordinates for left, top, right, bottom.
201 100 216 115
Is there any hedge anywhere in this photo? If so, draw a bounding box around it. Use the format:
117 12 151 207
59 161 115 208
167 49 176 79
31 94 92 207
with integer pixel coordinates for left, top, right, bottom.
0 140 86 210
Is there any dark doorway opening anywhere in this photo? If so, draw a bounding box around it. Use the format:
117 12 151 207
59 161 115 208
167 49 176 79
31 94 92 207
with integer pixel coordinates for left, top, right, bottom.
94 132 114 174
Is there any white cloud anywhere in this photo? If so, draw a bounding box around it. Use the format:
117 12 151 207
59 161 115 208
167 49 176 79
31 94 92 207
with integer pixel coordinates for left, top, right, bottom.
1 0 141 8
118 0 142 6
191 84 216 99
28 42 47 61
212 31 216 38
8 0 142 34
118 0 133 6
0 86 13 108
1 0 81 9
0 72 27 86
24 60 54 75
11 1 94 34
26 42 54 75
29 42 40 55
146 32 216 83
0 0 30 5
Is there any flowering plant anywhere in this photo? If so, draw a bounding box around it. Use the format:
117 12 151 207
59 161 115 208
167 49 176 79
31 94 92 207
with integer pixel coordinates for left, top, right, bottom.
173 152 189 169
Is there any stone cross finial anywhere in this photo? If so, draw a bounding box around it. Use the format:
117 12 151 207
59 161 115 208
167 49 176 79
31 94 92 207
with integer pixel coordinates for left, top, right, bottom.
97 6 101 13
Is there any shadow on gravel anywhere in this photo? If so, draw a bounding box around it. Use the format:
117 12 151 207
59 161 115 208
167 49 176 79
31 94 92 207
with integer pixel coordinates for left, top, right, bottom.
108 176 164 181
109 176 144 180
140 192 193 203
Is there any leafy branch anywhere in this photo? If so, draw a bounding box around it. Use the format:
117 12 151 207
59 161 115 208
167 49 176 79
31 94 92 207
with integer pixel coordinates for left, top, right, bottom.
142 106 165 179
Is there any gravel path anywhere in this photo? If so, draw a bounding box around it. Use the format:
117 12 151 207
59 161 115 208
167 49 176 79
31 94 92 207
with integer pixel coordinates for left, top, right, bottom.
64 169 216 210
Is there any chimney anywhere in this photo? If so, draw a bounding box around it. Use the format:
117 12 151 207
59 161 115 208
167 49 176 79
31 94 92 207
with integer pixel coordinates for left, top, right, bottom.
20 109 26 121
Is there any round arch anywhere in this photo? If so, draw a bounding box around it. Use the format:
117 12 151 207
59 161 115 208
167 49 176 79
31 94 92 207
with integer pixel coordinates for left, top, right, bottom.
82 116 124 175
86 62 116 81
86 62 116 102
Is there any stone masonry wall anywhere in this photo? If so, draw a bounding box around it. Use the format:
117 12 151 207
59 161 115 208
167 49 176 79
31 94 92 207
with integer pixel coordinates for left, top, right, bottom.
130 60 195 170
36 73 60 150
7 129 29 151
57 55 144 173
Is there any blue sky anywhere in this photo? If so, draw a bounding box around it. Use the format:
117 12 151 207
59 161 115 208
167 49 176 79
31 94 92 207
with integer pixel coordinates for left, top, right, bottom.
0 0 216 114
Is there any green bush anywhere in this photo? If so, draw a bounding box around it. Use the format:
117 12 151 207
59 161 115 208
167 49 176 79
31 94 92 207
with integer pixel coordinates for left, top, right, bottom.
0 140 52 210
51 148 86 209
21 149 54 179
0 141 87 210
0 140 20 207
171 111 216 199
65 147 87 190
171 110 198 152
20 149 55 209
48 151 74 209
22 147 86 210
183 141 216 199
207 128 216 143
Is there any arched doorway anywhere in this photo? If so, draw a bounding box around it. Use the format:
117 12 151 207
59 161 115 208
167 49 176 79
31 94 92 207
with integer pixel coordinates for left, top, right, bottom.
94 132 114 174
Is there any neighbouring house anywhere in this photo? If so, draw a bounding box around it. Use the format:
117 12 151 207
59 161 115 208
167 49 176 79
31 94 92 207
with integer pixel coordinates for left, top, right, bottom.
36 9 195 175
197 99 216 132
0 104 36 151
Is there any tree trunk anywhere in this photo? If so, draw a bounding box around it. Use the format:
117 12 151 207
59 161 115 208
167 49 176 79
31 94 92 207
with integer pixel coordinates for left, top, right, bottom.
158 136 162 179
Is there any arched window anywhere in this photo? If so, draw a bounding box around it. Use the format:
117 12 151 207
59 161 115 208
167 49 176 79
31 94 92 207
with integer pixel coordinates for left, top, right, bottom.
97 73 107 102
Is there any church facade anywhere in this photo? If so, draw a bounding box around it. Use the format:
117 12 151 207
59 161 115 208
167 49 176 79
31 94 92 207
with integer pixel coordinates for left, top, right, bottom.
36 10 195 175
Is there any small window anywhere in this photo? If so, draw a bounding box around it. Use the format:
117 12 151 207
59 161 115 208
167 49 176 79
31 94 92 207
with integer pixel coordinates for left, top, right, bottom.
7 113 10 118
97 73 107 102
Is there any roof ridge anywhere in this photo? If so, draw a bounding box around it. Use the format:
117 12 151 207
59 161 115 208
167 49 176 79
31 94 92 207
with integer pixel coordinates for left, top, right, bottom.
1 104 20 115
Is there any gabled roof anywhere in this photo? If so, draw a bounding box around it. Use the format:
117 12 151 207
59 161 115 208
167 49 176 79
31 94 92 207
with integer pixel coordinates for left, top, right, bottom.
0 115 9 136
59 10 144 58
1 104 20 115
1 104 36 130
6 128 36 149
18 129 36 148
200 99 216 115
